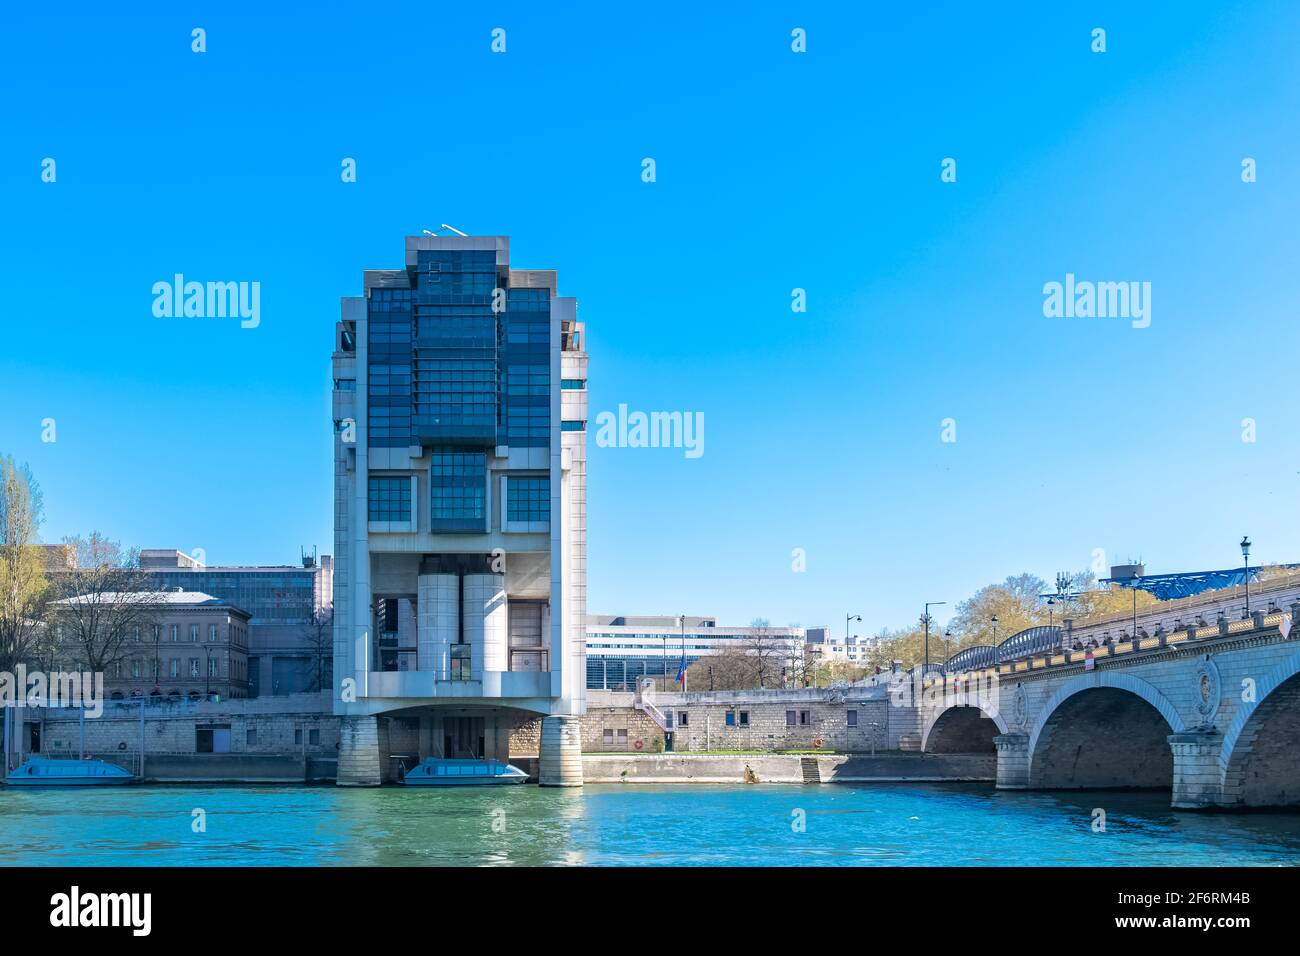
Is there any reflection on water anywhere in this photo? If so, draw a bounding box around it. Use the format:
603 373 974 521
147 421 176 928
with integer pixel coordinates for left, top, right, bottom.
1 781 1298 866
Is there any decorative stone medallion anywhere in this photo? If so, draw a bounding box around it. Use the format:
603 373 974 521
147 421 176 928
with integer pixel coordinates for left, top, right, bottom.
1193 655 1222 724
1013 683 1028 729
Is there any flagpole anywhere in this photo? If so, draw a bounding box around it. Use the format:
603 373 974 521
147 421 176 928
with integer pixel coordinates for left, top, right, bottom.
680 614 687 692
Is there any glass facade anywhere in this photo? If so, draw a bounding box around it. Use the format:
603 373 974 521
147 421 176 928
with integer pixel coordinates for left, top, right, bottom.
430 450 486 532
412 250 498 445
506 477 550 523
366 249 555 451
140 571 321 627
367 288 413 447
368 477 411 522
499 287 551 447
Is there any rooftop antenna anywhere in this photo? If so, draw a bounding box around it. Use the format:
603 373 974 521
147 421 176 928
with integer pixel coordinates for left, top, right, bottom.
421 224 470 237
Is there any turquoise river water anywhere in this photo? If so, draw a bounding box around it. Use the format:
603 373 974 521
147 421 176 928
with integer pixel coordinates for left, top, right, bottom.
1 782 1298 866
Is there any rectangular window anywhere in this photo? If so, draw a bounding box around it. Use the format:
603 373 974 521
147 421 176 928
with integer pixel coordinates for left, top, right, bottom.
678 712 688 727
603 729 613 744
309 729 320 745
560 379 586 389
169 659 179 678
561 420 586 431
133 626 141 643
739 711 749 727
294 729 303 745
450 644 471 681
208 657 219 678
170 625 179 642
799 710 810 726
430 450 486 530
189 658 200 678
132 659 141 678
616 729 628 746
786 710 796 727
246 728 257 746
190 624 199 642
368 476 412 522
506 476 550 523
209 624 218 642
847 709 858 727
725 711 735 727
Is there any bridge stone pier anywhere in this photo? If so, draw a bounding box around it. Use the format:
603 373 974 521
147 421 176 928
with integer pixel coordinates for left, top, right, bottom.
899 605 1300 810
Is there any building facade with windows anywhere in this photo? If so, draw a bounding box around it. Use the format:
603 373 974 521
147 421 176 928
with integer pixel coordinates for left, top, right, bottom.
331 235 588 785
138 549 333 696
585 616 807 690
48 590 251 701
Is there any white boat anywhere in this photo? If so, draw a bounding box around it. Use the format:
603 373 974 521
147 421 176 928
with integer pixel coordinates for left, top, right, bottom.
5 756 135 786
402 757 529 786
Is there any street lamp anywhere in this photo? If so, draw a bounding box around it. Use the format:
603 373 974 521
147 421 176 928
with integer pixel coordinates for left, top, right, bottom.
846 613 861 644
1131 570 1141 641
1047 596 1055 627
991 615 998 644
923 601 946 673
943 629 953 671
1241 536 1252 617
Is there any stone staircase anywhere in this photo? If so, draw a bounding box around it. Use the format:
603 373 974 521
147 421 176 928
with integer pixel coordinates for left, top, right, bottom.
800 757 822 784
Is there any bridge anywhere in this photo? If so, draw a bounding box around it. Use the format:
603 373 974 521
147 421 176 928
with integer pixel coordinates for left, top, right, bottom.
893 573 1300 809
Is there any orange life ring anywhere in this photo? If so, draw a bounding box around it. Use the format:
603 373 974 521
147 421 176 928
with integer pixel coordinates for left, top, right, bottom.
813 738 824 749
634 739 643 750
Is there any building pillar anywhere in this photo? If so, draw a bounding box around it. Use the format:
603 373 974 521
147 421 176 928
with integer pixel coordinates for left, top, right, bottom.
539 715 583 787
994 732 1030 789
337 714 382 786
1169 730 1224 809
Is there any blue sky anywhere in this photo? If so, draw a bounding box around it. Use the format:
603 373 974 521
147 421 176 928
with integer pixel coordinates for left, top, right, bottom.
2 2 1298 638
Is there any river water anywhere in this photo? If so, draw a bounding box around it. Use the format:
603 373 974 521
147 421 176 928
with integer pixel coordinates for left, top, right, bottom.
2 782 1298 866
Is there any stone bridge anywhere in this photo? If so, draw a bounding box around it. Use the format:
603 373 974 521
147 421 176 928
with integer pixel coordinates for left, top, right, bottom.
897 606 1300 809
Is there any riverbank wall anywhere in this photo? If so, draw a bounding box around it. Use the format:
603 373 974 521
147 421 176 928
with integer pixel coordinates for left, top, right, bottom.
513 752 995 784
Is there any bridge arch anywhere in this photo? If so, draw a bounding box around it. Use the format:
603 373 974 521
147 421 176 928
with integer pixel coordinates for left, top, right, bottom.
922 704 1008 753
1220 649 1300 807
1027 673 1186 790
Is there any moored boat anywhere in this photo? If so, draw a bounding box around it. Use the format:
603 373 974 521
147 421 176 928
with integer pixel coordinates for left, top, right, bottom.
402 757 529 786
4 756 135 786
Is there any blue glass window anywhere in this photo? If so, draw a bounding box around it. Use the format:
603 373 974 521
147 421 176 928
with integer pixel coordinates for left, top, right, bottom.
560 379 586 389
430 450 486 531
561 421 585 431
506 477 550 523
368 477 411 522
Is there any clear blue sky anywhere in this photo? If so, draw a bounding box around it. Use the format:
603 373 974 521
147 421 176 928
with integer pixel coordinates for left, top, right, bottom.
3 2 1298 638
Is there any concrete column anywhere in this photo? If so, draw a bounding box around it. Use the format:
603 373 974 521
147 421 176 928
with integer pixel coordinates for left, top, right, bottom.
337 714 382 786
539 714 583 787
1169 730 1224 809
994 732 1030 789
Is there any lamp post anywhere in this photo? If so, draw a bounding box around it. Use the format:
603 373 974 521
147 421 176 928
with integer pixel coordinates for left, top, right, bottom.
1047 597 1055 627
943 629 953 672
846 613 861 646
923 601 947 673
991 615 998 645
1132 571 1140 641
1241 536 1252 617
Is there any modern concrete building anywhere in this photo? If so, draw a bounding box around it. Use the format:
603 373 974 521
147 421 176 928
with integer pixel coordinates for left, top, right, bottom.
331 235 588 786
138 549 333 696
585 616 806 690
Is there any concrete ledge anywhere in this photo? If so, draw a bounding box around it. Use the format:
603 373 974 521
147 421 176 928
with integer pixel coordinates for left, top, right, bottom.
578 753 995 784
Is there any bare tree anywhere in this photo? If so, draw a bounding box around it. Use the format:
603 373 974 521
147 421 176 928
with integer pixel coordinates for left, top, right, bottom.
302 608 334 692
0 455 48 675
47 533 167 674
684 645 760 691
741 618 786 689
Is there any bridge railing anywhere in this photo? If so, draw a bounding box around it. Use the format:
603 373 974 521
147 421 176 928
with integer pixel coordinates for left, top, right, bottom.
936 607 1299 682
